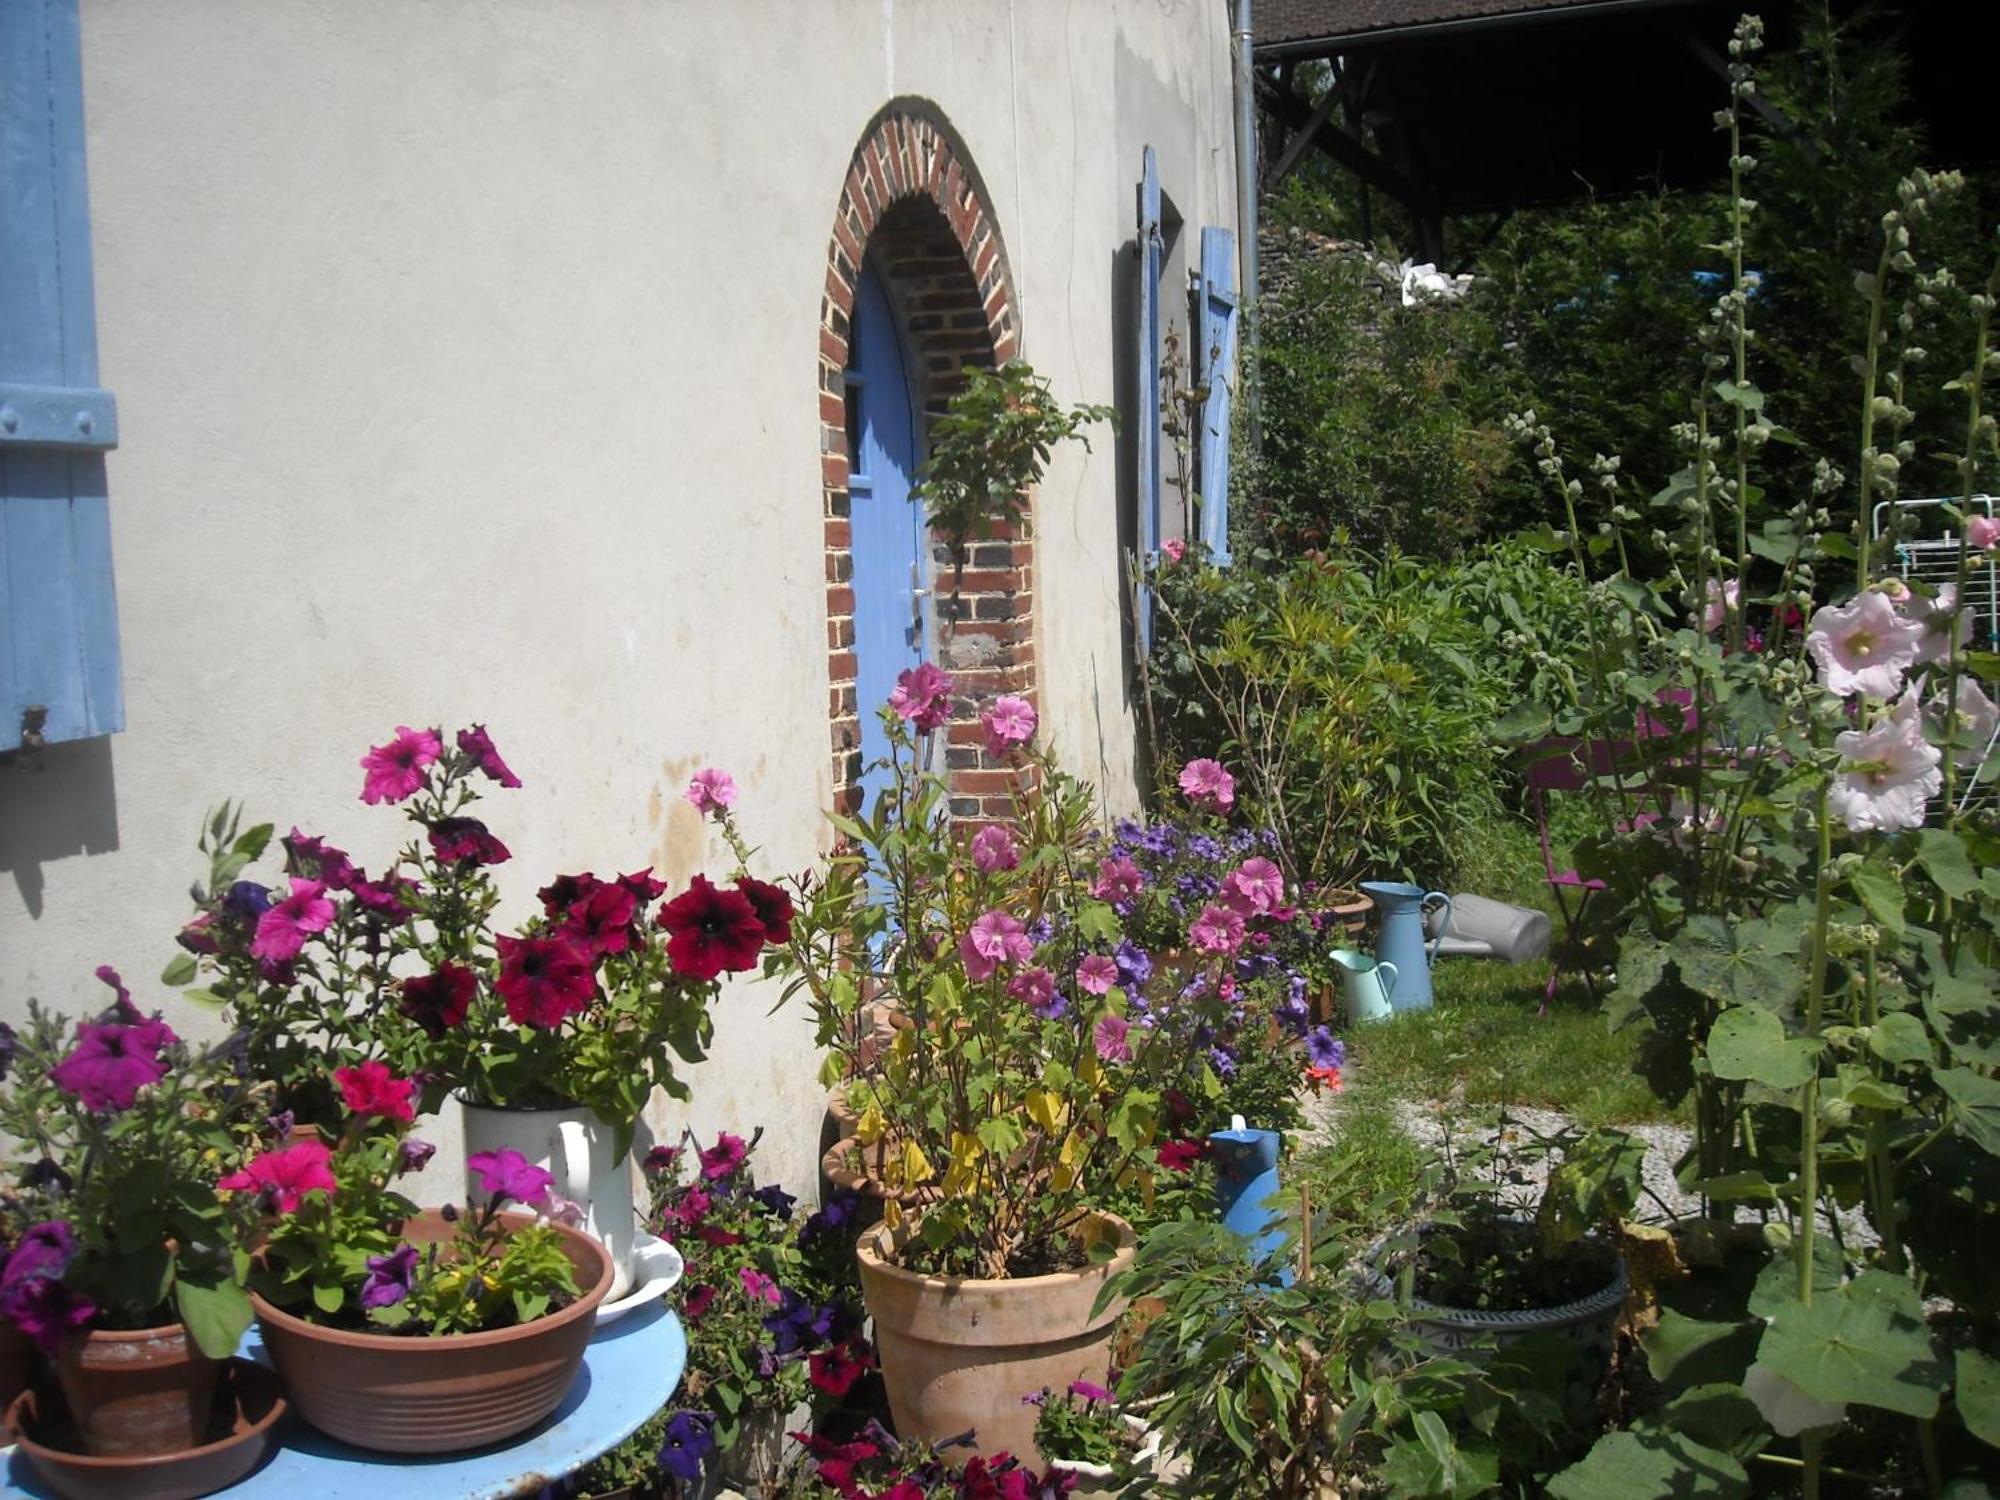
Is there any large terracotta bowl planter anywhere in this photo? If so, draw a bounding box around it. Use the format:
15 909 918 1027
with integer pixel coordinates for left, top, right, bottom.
252 1209 613 1453
856 1210 1136 1467
54 1320 218 1458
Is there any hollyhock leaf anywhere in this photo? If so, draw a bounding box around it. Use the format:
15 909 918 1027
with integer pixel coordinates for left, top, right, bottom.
1867 1011 1932 1066
1956 1349 2000 1450
1924 967 2000 1068
1545 1429 1749 1500
1935 1067 2000 1156
1914 829 1980 900
1757 1272 1944 1418
1708 1007 1820 1090
1846 860 1906 944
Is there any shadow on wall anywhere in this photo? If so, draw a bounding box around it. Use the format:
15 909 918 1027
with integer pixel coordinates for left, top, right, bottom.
0 738 121 917
1106 237 1147 802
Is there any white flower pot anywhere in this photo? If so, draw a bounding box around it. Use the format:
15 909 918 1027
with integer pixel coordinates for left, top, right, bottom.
460 1100 638 1299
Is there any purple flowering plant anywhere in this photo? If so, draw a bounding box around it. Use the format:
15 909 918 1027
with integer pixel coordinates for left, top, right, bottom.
219 1066 581 1336
0 976 252 1361
163 726 783 1143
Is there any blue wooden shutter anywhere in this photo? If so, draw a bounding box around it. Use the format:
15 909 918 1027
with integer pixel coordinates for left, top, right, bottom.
1197 226 1238 567
2 0 124 748
1136 146 1162 653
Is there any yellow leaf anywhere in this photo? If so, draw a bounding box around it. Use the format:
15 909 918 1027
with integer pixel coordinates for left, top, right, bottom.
901 1139 934 1185
1026 1088 1064 1133
857 1105 886 1146
951 1131 984 1168
883 1197 903 1230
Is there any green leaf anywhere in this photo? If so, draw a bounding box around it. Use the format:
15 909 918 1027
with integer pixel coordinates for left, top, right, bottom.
1847 859 1906 944
1936 1067 2000 1156
1689 1172 1777 1203
1493 701 1553 746
1868 1010 1932 1066
179 987 230 1011
1670 915 1800 1012
160 953 199 987
1926 968 2000 1068
1757 1273 1945 1419
1545 1430 1750 1500
1708 1006 1820 1090
1714 379 1765 412
1660 1384 1769 1460
1956 1349 2000 1450
312 1281 346 1315
1915 829 1981 900
174 1277 253 1360
1643 1309 1761 1389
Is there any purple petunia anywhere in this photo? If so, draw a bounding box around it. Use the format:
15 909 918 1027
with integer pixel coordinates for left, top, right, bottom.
750 1184 797 1220
801 1190 861 1244
1305 1027 1346 1071
658 1410 715 1482
360 1244 420 1310
50 1022 172 1112
466 1147 553 1209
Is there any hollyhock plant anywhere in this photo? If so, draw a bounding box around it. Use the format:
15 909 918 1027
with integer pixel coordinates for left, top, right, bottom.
167 724 780 1139
1804 590 1926 699
1699 576 1740 633
1967 513 2000 549
1827 709 1943 834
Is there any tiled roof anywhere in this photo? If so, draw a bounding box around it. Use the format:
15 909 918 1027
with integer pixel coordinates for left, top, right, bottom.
1255 0 1653 52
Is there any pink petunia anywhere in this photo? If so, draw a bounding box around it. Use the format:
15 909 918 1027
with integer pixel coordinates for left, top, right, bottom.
1091 856 1143 903
1221 856 1286 916
980 695 1038 757
699 1132 748 1181
218 1141 337 1215
1189 902 1246 955
1161 538 1186 563
335 1059 416 1123
738 1267 781 1307
887 663 954 734
970 824 1020 873
1075 955 1119 995
1178 757 1236 812
251 878 336 963
684 768 738 817
1805 592 1926 699
455 724 523 788
1093 1014 1133 1063
359 726 442 805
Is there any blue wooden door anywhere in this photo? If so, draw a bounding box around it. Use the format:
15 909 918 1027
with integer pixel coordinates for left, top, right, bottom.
846 263 928 812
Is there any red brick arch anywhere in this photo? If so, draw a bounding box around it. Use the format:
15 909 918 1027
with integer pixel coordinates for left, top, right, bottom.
817 102 1033 819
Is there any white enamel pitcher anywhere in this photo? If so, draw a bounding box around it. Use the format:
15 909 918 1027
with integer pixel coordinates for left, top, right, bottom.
460 1101 638 1299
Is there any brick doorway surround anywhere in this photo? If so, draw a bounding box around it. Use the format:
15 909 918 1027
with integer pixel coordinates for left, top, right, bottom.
817 102 1035 820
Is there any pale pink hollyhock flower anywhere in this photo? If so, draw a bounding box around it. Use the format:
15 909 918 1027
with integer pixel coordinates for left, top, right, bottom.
1967 514 2000 549
1699 577 1740 634
1091 856 1143 903
1934 674 2000 767
1221 856 1286 915
1828 705 1942 833
1805 592 1925 699
981 695 1038 757
359 725 442 805
970 824 1020 873
1161 538 1187 563
684 768 738 817
1093 1014 1133 1063
1006 967 1056 1012
1076 955 1119 995
889 663 954 734
1189 902 1246 955
1178 757 1236 811
252 878 336 962
1903 583 1973 665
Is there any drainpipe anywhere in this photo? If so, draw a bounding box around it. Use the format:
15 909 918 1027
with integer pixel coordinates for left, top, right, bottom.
1231 0 1261 455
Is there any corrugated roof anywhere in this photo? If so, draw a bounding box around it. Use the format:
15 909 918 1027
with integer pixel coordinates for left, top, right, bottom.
1255 0 1659 53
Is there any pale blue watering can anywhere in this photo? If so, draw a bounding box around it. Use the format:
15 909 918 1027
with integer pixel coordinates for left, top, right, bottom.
1360 881 1453 1012
1330 949 1399 1025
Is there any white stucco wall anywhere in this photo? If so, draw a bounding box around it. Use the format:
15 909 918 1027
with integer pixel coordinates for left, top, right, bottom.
0 0 1238 1201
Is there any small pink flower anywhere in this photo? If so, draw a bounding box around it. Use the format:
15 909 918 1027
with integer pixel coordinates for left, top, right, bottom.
970 825 1019 873
967 910 1033 966
738 1267 781 1307
251 878 336 962
1190 902 1246 954
980 695 1039 757
1700 577 1740 634
1221 856 1285 915
1967 514 2000 550
1006 967 1056 1012
1076 955 1119 995
684 768 738 816
359 726 442 805
1828 702 1942 833
888 663 954 734
1177 757 1236 812
1805 592 1925 699
699 1132 748 1180
1161 538 1186 563
1091 856 1143 902
1093 1014 1133 1063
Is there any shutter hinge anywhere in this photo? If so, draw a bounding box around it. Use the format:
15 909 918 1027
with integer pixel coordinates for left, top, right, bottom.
0 383 119 451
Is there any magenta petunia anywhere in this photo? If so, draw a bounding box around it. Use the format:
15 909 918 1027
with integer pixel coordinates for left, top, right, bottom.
684 768 739 817
359 726 442 805
699 1132 749 1181
1093 1014 1133 1063
979 695 1038 757
218 1140 337 1215
1075 955 1119 996
738 1267 781 1307
495 933 598 1028
335 1059 416 1123
456 724 523 789
50 1023 171 1112
350 871 419 925
0 1226 94 1353
970 824 1020 873
887 663 954 734
400 963 475 1036
282 829 357 890
467 1147 553 1208
562 881 639 958
251 878 336 963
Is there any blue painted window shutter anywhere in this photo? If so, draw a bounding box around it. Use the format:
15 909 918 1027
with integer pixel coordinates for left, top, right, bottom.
2 0 124 748
1136 146 1163 653
1197 226 1238 567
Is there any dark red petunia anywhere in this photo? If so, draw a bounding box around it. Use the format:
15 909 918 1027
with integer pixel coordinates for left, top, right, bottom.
400 963 476 1036
617 868 669 905
427 817 511 867
562 881 638 958
735 877 795 946
495 934 597 1028
1156 1138 1205 1173
537 872 598 918
657 875 766 981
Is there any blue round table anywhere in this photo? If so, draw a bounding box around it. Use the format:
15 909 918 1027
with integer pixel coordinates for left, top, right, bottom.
3 1301 686 1499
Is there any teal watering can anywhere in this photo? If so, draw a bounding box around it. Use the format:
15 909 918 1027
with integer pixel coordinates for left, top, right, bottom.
1360 881 1452 1012
1330 949 1399 1025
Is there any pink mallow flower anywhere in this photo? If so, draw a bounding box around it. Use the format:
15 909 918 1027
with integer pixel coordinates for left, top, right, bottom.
1967 514 2000 549
888 663 954 734
251 878 336 963
1222 856 1285 916
1805 591 1926 699
960 909 1033 982
1178 757 1236 812
1190 902 1247 955
684 768 738 817
980 695 1038 757
1006 967 1056 1013
1091 856 1143 903
970 825 1020 873
1076 955 1119 995
1093 1014 1133 1063
1161 538 1186 563
359 726 442 805
1828 702 1942 833
1699 577 1740 634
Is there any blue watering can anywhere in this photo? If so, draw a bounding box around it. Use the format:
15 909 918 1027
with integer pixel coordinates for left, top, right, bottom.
1359 881 1453 1012
1208 1115 1292 1283
1330 949 1398 1025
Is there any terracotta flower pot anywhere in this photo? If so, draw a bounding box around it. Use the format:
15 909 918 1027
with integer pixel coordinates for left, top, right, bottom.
856 1210 1136 1467
1325 888 1375 942
54 1321 219 1459
821 1135 938 1232
252 1208 613 1453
